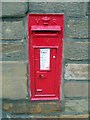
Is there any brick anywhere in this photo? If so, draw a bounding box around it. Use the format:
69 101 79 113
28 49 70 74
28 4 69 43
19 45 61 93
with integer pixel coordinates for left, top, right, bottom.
29 2 87 17
1 61 27 99
64 42 89 60
65 64 89 80
1 20 25 40
0 42 26 61
64 82 89 98
65 99 88 113
2 2 28 17
66 17 88 38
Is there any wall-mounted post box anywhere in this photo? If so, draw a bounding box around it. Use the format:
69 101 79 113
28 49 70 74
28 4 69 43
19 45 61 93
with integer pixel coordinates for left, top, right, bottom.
28 14 64 101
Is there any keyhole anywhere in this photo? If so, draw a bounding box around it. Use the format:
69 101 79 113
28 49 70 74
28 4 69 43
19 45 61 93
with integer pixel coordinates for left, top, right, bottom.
39 74 42 78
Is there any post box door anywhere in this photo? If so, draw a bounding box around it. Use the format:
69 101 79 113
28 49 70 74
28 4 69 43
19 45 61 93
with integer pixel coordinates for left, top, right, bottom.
34 48 58 98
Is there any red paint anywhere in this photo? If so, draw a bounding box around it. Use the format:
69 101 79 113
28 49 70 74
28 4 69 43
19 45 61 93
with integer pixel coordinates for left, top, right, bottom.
28 14 64 101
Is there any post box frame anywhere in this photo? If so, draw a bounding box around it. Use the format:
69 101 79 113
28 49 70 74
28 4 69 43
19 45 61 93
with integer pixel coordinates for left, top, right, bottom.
28 14 64 101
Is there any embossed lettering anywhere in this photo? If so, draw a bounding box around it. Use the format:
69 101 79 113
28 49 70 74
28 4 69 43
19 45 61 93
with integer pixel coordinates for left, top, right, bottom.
35 19 40 24
53 19 57 25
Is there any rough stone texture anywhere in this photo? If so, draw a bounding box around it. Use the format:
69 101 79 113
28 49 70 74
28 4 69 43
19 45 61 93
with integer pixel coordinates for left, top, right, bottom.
2 113 89 119
0 42 26 61
65 99 88 113
2 99 88 114
1 20 25 40
88 99 90 112
23 16 28 39
64 82 89 98
29 2 87 17
86 2 90 16
65 64 89 80
2 2 28 17
66 17 88 38
2 101 61 114
64 42 89 60
0 20 2 39
1 61 27 99
65 2 87 17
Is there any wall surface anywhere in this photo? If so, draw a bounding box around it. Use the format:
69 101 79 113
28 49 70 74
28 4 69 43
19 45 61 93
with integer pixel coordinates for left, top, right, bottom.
1 2 89 118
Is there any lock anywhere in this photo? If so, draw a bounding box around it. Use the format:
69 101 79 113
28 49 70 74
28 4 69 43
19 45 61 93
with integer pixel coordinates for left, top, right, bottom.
39 74 44 78
37 72 47 79
28 14 64 101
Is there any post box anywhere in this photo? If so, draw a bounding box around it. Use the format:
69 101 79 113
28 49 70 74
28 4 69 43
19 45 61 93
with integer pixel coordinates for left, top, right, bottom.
28 14 64 101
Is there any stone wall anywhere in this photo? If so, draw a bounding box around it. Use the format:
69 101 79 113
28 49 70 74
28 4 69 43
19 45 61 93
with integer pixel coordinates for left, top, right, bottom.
1 2 89 118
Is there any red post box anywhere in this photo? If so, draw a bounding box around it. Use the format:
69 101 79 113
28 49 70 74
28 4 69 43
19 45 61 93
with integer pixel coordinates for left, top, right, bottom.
28 14 64 101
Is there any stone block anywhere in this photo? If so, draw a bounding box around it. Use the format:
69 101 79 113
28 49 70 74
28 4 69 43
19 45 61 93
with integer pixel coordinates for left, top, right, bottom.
65 64 89 80
2 2 28 17
29 2 87 17
66 17 88 38
65 99 88 113
0 42 26 61
1 61 27 99
64 82 89 98
1 20 25 40
2 99 89 115
65 2 87 17
0 20 2 39
29 2 65 13
2 101 61 114
64 42 89 60
86 2 90 16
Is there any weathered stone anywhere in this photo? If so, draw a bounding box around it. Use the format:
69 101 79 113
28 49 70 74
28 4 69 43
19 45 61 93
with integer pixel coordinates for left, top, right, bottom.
64 82 89 98
39 102 61 113
2 99 89 115
2 2 28 17
66 17 88 38
23 16 28 39
65 64 89 80
29 102 61 114
0 19 2 39
0 42 26 61
2 113 89 119
65 99 88 113
64 41 89 60
2 101 61 114
30 104 42 114
1 20 25 39
86 2 90 16
65 2 87 17
3 103 13 112
1 61 27 99
29 3 64 13
29 2 87 17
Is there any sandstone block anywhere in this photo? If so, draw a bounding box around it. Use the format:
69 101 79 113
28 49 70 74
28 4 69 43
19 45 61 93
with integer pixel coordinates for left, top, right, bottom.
1 61 27 99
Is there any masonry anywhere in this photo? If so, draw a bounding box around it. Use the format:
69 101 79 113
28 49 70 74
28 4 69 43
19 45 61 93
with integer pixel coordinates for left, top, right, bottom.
1 2 89 118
